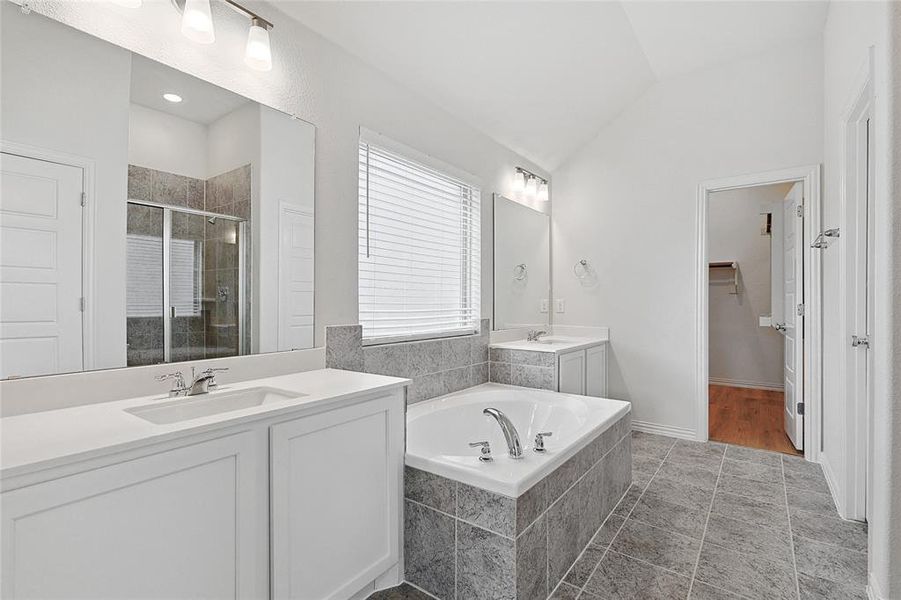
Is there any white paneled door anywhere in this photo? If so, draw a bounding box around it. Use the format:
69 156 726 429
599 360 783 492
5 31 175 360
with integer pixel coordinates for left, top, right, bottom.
0 152 84 378
782 182 804 450
278 204 314 351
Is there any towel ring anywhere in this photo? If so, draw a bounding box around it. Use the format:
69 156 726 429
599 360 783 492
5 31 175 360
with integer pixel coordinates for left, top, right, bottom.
513 264 527 281
573 259 590 279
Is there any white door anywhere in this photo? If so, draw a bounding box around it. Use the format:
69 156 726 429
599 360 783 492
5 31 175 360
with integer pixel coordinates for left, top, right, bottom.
782 182 804 450
277 204 314 351
0 152 84 378
558 350 586 395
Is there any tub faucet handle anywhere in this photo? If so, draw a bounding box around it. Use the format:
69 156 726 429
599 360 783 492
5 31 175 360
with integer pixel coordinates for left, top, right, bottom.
469 441 493 462
534 432 553 453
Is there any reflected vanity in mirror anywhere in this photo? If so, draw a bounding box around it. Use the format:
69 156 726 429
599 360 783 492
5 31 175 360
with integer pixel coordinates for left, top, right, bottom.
0 4 315 379
492 194 550 330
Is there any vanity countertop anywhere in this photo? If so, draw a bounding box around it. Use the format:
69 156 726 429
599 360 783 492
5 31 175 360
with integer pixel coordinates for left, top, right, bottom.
490 334 609 354
0 368 408 479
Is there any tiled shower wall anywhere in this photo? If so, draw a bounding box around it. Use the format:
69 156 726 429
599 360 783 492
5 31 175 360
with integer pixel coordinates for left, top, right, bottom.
126 164 251 366
325 319 490 403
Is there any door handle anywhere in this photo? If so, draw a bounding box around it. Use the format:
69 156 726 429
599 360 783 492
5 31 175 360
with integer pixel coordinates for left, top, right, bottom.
170 306 176 318
774 323 786 332
851 335 870 348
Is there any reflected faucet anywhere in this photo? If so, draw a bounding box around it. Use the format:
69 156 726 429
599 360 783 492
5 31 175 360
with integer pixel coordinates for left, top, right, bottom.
483 408 523 458
526 330 548 342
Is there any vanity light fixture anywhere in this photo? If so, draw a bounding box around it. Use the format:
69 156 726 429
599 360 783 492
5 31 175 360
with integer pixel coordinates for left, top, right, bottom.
513 167 549 202
172 0 275 71
163 92 183 103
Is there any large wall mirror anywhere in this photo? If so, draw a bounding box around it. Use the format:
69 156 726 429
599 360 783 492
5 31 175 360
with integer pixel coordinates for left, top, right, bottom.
493 194 550 330
0 4 315 379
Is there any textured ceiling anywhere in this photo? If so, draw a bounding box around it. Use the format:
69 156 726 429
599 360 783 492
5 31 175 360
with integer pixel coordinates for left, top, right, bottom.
280 1 829 170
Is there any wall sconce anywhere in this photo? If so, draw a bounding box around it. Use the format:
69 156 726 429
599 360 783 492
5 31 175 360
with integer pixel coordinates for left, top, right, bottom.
169 0 274 71
514 167 549 202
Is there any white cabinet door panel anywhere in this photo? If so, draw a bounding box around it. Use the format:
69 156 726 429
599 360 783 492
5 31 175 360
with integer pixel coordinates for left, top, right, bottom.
585 344 608 397
271 394 403 600
0 432 266 600
558 350 586 395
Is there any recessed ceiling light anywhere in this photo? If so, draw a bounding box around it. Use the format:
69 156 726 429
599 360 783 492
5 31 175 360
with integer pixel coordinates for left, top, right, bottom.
163 93 183 103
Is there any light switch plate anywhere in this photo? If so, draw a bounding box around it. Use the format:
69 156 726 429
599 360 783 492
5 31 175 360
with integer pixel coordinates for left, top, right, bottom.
540 299 549 313
555 299 566 313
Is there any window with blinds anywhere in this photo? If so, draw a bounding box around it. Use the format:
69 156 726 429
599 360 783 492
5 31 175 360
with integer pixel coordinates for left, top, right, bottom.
358 136 480 343
126 234 202 318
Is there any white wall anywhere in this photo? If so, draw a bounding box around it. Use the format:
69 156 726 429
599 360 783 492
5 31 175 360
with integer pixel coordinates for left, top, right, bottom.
708 184 788 389
0 2 131 370
494 197 550 330
23 0 548 347
128 103 208 179
206 102 259 179
822 2 897 596
552 39 823 434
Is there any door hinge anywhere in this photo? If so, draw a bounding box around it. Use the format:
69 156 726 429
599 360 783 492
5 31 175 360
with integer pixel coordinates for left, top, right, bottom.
80 192 87 207
797 303 805 316
79 297 85 312
796 204 803 218
851 335 870 348
797 402 805 416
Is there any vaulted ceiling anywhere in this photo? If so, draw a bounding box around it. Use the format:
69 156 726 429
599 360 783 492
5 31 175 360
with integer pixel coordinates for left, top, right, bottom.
280 1 829 171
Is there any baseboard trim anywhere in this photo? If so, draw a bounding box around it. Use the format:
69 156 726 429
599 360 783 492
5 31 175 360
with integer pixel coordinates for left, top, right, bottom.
820 453 846 519
708 377 784 391
632 420 697 441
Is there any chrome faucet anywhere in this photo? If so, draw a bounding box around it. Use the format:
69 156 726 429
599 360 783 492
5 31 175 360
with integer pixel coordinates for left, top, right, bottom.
526 330 548 342
483 408 523 458
156 367 229 397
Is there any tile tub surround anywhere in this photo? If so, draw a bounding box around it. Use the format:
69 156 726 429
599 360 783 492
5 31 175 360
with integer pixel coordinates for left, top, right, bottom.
325 320 490 403
489 347 557 390
403 413 632 600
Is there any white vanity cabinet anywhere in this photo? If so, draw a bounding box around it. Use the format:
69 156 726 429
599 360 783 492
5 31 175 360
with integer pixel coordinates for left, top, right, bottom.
0 431 269 600
1 385 406 600
270 394 404 600
558 343 608 397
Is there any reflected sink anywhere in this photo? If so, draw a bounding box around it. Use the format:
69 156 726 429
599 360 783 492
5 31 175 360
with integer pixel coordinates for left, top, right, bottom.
126 386 302 425
532 336 577 345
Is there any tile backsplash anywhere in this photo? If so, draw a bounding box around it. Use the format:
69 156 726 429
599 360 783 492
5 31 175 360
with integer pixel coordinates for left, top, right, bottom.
488 347 556 391
326 320 490 403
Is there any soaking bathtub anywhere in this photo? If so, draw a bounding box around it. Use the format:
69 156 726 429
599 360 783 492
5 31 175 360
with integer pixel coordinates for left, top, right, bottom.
406 382 631 497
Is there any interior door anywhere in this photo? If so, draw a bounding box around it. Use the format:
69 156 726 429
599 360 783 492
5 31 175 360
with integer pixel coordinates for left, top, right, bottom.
782 182 804 450
0 151 84 378
277 204 314 351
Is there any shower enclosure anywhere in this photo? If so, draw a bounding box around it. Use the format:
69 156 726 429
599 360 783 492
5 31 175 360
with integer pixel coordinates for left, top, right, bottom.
126 201 248 366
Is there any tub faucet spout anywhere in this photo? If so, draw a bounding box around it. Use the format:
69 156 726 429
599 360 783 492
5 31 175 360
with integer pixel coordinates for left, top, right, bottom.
483 408 523 458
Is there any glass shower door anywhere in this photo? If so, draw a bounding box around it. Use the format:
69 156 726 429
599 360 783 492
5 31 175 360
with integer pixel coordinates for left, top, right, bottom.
168 211 206 363
125 203 165 366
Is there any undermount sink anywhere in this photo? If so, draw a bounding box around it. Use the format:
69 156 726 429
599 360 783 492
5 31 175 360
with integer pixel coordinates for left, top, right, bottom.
531 336 577 345
126 386 302 425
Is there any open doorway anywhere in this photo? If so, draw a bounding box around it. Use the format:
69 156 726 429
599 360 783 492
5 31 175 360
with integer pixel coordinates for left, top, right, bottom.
707 182 802 455
696 165 822 460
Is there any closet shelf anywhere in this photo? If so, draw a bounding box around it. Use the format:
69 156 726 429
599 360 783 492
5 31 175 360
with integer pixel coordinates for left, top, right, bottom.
709 261 739 295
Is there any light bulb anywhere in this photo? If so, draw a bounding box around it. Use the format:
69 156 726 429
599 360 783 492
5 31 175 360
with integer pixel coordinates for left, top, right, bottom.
512 170 526 194
245 19 272 71
537 181 549 202
181 0 215 44
112 0 142 7
163 93 183 103
525 175 538 199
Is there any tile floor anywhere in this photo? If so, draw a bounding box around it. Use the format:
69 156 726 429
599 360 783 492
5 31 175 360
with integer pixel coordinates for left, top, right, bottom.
373 432 869 600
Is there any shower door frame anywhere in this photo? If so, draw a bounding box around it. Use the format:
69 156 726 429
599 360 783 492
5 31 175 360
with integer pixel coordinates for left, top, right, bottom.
127 200 248 363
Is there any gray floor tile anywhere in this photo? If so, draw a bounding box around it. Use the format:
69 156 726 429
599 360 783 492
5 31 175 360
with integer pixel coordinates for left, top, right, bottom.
583 550 691 599
703 513 793 562
716 474 786 506
564 545 606 588
710 490 789 529
665 444 725 473
643 474 715 510
782 457 830 494
590 514 626 549
548 582 581 600
785 486 836 514
612 484 644 517
793 535 868 586
694 542 797 600
629 492 710 539
790 508 867 552
720 459 783 485
369 583 433 600
689 581 749 599
634 450 666 473
723 445 784 467
610 519 701 575
632 469 654 488
797 571 868 600
631 432 676 458
655 459 720 490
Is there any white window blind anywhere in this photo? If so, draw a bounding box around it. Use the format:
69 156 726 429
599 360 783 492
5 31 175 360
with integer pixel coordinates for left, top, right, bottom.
126 234 202 318
358 137 480 343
